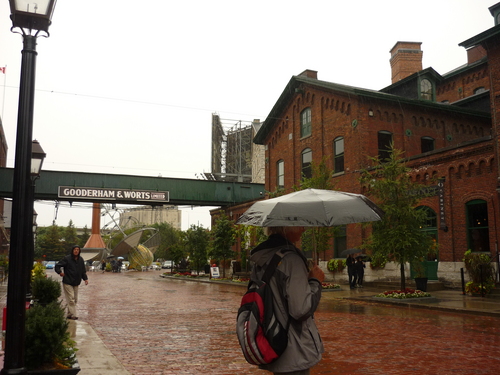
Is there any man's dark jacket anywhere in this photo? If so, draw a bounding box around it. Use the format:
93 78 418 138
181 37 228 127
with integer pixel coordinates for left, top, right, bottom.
55 254 88 286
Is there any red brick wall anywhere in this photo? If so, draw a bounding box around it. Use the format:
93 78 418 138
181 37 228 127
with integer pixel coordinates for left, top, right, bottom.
436 64 490 102
260 81 496 262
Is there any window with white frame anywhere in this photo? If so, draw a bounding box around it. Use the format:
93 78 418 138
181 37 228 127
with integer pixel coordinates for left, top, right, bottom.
300 108 312 138
277 160 284 189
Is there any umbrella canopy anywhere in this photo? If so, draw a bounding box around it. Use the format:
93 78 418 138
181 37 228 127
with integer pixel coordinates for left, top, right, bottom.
340 248 363 257
237 189 383 227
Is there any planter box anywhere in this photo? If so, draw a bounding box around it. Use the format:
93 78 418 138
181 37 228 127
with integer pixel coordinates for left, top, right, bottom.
28 359 80 374
28 368 80 375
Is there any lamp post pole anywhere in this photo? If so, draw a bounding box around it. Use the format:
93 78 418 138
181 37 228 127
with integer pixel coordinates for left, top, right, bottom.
1 32 39 375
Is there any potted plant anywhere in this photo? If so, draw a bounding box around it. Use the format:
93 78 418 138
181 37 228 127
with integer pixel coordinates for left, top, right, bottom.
463 249 495 296
411 260 428 292
31 276 61 305
327 259 345 272
25 302 79 374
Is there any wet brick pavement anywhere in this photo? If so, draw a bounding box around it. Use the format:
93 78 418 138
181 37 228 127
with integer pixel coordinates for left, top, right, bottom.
4 270 500 374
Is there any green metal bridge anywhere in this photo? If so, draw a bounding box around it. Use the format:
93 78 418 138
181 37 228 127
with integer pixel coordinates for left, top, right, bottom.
0 167 264 207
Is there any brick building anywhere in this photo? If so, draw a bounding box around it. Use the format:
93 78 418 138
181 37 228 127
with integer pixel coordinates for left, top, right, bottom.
219 3 500 284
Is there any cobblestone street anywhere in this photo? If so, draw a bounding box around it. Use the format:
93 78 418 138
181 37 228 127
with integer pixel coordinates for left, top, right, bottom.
49 270 500 374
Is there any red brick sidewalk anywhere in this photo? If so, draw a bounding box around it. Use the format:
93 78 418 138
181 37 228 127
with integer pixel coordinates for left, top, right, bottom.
75 271 500 374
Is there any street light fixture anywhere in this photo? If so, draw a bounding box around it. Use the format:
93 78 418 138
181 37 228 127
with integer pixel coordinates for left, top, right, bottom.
9 0 57 35
2 2 56 374
31 139 46 176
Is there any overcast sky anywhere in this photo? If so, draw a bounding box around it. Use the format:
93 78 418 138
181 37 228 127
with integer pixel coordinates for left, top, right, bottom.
0 0 496 231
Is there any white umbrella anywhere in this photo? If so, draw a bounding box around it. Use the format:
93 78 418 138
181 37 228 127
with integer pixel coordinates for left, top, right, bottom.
236 188 383 227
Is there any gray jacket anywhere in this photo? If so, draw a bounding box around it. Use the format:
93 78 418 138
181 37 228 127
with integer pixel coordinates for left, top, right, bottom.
249 234 324 372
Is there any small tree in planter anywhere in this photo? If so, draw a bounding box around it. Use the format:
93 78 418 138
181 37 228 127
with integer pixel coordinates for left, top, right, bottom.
463 249 495 295
32 276 61 305
327 259 346 281
25 301 78 371
360 146 435 290
26 268 80 372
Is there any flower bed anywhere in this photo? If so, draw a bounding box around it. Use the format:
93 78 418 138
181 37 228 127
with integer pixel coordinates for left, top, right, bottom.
322 283 341 289
232 278 250 283
375 288 431 299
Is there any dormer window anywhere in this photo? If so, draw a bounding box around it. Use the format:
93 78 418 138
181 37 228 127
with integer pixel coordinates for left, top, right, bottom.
420 79 433 101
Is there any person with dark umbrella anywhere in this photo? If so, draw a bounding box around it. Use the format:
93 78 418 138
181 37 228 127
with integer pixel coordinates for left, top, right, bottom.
346 253 356 289
354 256 366 288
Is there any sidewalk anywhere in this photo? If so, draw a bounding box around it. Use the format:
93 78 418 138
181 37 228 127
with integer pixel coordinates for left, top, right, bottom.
2 279 500 373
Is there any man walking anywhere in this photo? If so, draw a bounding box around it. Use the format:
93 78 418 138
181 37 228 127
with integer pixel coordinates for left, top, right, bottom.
55 245 89 320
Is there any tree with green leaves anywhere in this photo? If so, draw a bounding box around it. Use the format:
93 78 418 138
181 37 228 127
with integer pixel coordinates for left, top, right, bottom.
235 224 266 271
151 222 181 261
185 224 210 274
170 231 187 268
36 225 65 261
360 145 435 290
78 225 90 248
62 220 79 253
209 211 236 277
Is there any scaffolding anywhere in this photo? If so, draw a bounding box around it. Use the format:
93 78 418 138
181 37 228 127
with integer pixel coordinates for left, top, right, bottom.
210 113 255 183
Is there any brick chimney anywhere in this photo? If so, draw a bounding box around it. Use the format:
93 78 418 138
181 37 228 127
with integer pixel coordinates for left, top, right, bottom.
466 45 487 64
389 42 423 83
298 69 318 79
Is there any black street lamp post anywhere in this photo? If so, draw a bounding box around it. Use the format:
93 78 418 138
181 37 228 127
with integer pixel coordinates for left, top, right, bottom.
2 1 56 374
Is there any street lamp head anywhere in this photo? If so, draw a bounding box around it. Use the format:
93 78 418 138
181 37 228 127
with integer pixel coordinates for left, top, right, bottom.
9 0 57 36
31 139 46 176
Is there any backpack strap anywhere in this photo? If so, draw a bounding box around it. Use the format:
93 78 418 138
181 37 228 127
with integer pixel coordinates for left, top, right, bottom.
261 248 292 284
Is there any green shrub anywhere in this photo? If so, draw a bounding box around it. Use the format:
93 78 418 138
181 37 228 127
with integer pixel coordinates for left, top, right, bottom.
31 262 46 281
369 253 387 269
463 249 495 285
327 259 346 272
25 301 77 370
32 276 61 305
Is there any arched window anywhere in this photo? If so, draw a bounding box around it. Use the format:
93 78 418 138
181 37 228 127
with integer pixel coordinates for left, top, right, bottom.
467 200 490 252
300 108 312 138
377 131 392 162
333 137 344 173
421 136 435 153
413 206 439 279
276 160 284 189
301 148 312 179
420 79 433 101
334 225 346 258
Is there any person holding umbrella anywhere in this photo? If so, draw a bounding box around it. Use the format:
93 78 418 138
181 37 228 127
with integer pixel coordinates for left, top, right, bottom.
248 225 324 374
354 256 366 288
237 188 383 373
346 253 356 289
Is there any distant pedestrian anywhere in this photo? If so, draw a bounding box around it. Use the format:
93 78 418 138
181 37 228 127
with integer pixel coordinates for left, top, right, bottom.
346 254 356 289
354 256 365 287
55 245 89 320
101 259 106 273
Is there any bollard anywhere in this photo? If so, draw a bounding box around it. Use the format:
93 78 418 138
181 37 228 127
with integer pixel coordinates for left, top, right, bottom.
480 264 484 297
461 268 465 294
